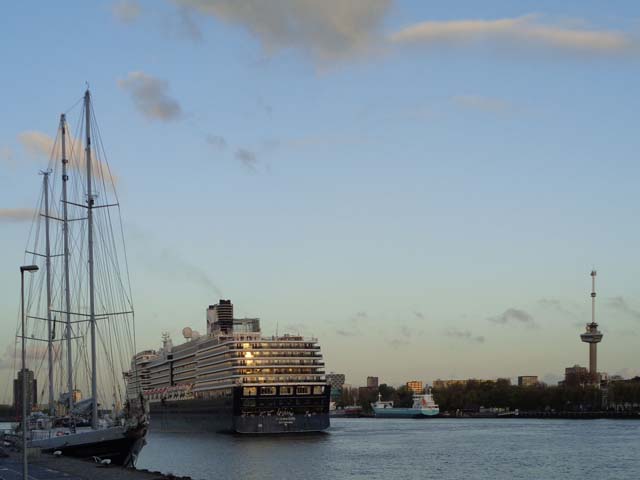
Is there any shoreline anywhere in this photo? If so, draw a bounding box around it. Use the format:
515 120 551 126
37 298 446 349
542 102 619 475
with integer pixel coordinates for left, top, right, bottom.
332 411 640 420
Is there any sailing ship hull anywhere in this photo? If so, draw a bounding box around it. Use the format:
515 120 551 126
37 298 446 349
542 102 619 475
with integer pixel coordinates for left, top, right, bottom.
150 386 330 434
30 425 147 466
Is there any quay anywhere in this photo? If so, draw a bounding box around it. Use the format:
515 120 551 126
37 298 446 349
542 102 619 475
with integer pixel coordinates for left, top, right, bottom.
0 451 189 480
441 411 640 420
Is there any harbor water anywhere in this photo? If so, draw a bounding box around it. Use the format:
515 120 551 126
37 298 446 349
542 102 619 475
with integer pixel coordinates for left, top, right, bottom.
137 418 640 479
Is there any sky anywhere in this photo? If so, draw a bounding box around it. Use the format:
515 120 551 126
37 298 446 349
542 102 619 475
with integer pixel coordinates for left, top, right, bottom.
1 0 640 395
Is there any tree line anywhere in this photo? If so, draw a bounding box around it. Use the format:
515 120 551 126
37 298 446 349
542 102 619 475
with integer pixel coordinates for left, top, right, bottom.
335 378 640 413
433 378 640 412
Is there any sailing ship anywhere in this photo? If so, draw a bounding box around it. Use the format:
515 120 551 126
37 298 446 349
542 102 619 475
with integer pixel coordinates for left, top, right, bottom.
17 90 148 466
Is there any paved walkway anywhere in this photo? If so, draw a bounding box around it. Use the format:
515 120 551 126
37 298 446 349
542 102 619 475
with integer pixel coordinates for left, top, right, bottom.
0 454 177 480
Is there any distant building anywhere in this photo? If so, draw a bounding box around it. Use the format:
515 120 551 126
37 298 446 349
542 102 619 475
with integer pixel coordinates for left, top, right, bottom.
563 364 594 387
406 380 424 394
13 369 37 418
326 373 346 401
518 376 538 387
366 376 379 388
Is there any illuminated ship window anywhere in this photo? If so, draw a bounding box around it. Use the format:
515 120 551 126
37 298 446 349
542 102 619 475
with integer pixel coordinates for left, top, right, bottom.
313 386 324 395
260 386 277 396
296 386 310 395
280 386 294 395
243 387 257 396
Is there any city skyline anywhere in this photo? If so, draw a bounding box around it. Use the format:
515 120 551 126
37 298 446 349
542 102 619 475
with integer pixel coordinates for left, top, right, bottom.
2 1 640 399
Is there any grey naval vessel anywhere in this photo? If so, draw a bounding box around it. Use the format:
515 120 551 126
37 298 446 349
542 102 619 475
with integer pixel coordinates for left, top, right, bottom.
125 300 330 434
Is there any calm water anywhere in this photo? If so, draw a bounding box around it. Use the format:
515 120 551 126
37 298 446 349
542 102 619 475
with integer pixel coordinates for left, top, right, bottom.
137 418 640 479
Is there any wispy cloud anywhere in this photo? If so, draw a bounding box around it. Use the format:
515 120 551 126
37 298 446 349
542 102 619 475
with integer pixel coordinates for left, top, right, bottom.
444 327 485 344
172 0 392 64
112 0 142 24
18 131 117 183
206 134 227 150
19 131 54 158
163 6 204 42
413 311 425 320
0 146 13 164
118 71 182 121
607 297 640 322
538 298 581 320
336 329 357 337
235 148 258 171
390 15 633 55
389 337 410 349
488 308 537 328
0 344 48 369
335 311 367 337
452 94 511 114
0 208 35 222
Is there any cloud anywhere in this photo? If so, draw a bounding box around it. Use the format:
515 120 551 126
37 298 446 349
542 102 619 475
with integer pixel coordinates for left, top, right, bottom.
235 148 258 171
206 134 227 150
607 297 640 322
389 337 410 349
113 0 142 23
0 208 36 222
163 6 204 42
173 0 392 64
538 298 581 319
177 7 204 41
399 325 411 338
118 71 182 121
0 344 48 370
488 308 537 328
390 15 632 55
158 248 224 297
413 311 424 320
19 131 54 158
335 311 368 337
0 146 13 164
444 327 485 344
336 329 357 337
257 97 273 116
452 95 511 113
18 131 117 183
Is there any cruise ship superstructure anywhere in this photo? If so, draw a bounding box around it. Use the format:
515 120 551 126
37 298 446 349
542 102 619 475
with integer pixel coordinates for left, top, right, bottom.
125 300 330 433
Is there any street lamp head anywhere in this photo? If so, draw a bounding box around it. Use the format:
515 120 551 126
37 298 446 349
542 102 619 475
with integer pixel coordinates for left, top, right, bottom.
20 265 39 273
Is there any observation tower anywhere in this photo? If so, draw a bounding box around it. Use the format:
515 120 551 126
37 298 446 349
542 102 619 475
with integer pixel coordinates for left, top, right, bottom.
580 270 603 376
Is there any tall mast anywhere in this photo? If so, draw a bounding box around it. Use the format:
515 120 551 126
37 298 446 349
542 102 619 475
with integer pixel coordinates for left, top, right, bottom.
42 171 55 415
85 90 98 429
60 114 74 413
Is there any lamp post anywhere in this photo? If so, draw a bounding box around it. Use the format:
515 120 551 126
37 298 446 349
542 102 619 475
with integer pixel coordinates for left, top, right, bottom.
20 264 38 480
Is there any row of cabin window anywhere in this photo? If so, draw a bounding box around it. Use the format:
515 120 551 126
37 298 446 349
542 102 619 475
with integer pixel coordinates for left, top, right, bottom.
243 386 325 396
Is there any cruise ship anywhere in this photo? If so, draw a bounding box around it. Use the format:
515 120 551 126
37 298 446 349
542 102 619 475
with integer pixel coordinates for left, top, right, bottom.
124 300 330 434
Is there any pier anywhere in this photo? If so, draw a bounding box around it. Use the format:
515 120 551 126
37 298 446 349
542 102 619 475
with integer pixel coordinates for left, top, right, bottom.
0 451 190 480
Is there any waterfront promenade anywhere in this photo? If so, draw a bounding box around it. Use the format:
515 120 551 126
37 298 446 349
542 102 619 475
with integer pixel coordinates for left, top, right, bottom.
0 452 188 480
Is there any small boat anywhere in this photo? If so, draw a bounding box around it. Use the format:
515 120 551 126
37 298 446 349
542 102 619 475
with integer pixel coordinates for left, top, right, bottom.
372 392 440 418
